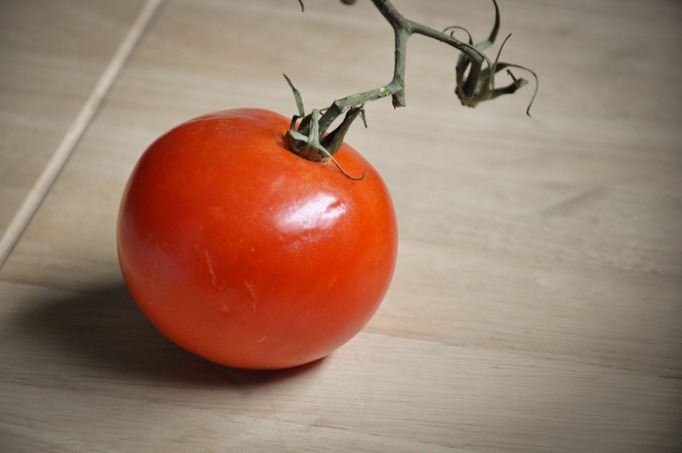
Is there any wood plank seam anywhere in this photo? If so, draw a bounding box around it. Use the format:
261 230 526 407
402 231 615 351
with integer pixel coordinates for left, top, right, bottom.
0 0 164 270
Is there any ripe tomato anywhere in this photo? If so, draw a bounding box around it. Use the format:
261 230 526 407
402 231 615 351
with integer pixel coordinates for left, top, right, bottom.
117 108 398 370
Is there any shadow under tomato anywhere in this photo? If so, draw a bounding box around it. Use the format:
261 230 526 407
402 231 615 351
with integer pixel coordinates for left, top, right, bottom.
16 281 325 388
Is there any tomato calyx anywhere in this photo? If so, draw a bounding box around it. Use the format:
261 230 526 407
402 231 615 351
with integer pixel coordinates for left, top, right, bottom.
283 74 365 180
284 108 365 181
448 1 538 116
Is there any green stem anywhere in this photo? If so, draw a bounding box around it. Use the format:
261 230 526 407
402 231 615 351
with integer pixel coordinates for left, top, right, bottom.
311 0 485 139
285 0 537 164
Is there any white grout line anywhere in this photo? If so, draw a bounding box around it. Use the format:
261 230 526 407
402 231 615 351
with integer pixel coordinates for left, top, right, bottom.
0 0 163 270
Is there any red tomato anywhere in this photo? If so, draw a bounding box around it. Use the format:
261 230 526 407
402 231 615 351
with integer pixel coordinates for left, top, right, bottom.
117 108 398 370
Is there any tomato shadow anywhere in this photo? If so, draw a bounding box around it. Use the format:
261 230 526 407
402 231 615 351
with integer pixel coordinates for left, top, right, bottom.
16 281 325 388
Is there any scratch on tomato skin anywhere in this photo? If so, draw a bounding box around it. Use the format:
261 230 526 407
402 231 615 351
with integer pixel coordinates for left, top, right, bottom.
244 280 258 311
221 301 231 314
258 336 268 344
203 250 219 288
202 248 226 290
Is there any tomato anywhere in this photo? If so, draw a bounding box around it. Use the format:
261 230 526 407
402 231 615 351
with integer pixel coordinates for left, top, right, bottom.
117 108 398 370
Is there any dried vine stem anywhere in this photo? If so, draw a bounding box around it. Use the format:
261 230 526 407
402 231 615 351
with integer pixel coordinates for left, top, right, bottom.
286 0 537 164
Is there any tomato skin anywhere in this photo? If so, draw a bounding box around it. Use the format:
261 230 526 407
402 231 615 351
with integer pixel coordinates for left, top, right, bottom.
117 108 397 370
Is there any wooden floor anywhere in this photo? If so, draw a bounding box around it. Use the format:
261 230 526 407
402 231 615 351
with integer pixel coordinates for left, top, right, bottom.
1 0 681 451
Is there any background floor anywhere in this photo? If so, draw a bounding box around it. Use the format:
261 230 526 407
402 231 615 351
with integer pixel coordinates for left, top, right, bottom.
1 0 681 451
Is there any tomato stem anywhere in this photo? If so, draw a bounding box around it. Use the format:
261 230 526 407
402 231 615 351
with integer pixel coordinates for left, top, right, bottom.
284 0 538 172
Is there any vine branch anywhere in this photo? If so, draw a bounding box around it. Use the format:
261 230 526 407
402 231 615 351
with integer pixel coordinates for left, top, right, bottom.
285 0 538 168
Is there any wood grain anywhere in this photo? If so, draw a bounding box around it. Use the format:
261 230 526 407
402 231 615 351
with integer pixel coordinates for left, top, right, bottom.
0 0 149 260
1 1 681 451
0 0 161 267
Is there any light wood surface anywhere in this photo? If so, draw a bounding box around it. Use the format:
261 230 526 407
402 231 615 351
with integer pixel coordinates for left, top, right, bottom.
1 1 681 451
